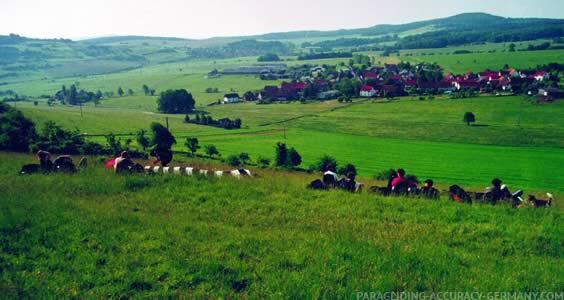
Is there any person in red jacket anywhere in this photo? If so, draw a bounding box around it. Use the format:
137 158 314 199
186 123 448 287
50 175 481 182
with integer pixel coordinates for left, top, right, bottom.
391 168 406 191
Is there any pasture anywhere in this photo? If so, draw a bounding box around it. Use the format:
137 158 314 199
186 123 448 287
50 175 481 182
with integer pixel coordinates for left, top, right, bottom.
0 152 562 297
15 94 564 196
1 38 563 298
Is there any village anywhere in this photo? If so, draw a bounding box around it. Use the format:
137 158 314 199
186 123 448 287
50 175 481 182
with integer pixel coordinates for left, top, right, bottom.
216 61 564 104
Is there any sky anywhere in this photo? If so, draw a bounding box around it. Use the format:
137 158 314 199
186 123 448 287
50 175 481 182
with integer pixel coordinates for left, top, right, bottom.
1 0 563 40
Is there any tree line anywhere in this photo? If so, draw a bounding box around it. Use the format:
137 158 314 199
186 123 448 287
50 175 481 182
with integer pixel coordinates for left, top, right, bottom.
297 52 352 60
185 114 242 130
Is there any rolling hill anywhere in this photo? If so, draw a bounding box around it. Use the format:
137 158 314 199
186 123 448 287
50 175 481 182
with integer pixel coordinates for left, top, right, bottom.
0 13 562 80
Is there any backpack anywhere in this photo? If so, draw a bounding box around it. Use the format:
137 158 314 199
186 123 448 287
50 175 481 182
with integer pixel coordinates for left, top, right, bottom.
338 178 356 193
53 156 76 173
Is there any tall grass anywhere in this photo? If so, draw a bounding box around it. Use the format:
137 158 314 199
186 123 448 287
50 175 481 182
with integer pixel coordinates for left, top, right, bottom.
0 152 561 298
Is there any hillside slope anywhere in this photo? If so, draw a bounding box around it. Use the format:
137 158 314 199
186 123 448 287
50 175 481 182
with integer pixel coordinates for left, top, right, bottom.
0 152 561 297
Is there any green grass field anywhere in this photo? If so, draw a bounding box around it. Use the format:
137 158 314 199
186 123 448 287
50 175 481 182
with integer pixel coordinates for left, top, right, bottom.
0 152 562 297
14 94 564 196
2 40 563 297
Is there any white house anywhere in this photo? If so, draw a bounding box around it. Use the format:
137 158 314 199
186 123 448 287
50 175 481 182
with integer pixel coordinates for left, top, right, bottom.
223 93 240 103
360 85 377 97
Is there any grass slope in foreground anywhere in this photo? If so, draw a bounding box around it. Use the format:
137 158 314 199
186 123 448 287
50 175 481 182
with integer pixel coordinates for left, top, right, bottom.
0 152 562 297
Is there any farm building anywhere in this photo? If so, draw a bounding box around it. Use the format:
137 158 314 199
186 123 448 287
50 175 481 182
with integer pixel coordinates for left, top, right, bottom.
538 88 564 102
360 85 377 97
223 93 240 103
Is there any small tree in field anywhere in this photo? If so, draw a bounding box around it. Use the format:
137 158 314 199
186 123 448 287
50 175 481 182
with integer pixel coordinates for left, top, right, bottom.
142 84 150 96
286 147 302 168
205 144 219 158
136 129 150 151
275 143 288 167
117 87 124 97
185 137 199 156
463 112 476 126
150 122 176 149
315 154 338 172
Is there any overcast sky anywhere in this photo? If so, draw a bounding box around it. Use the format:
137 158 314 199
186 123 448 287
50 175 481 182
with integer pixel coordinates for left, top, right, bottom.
1 0 563 40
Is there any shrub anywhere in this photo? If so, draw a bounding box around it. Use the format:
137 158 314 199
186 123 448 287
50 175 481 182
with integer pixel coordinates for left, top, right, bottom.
375 168 396 180
238 152 250 164
256 156 271 168
205 144 219 158
0 103 37 152
286 148 302 168
315 155 338 172
338 164 357 176
226 155 241 166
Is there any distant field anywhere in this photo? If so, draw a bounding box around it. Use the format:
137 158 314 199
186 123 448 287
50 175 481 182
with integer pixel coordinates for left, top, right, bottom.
16 94 564 194
400 49 564 74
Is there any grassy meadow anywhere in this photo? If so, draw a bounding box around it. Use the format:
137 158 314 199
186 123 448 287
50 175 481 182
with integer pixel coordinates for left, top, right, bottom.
0 152 562 297
15 94 564 195
1 40 563 297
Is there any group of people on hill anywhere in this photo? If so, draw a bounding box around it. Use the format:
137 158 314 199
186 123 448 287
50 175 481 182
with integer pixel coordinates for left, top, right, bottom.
308 165 438 196
368 168 440 199
311 165 553 208
21 150 553 208
105 147 173 174
21 150 86 174
314 163 363 193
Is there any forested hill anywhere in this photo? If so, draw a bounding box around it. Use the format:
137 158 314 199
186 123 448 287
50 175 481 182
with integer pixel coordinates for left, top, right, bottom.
0 13 563 77
248 13 564 40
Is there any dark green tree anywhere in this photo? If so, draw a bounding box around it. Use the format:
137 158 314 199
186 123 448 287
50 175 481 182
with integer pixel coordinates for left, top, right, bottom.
287 147 302 168
117 87 124 97
509 43 516 52
136 129 150 151
275 142 288 167
157 89 196 114
0 103 37 152
185 137 200 156
463 112 476 126
226 154 241 166
238 152 250 164
68 84 78 105
150 122 176 149
142 84 150 96
205 144 219 158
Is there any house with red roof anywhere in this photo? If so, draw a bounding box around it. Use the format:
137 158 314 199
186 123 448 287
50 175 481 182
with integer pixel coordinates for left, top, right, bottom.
363 72 378 79
454 80 481 91
531 71 548 81
280 82 306 92
360 85 377 97
418 81 454 92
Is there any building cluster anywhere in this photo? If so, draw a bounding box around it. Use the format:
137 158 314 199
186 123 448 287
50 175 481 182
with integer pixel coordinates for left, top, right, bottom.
220 63 562 104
